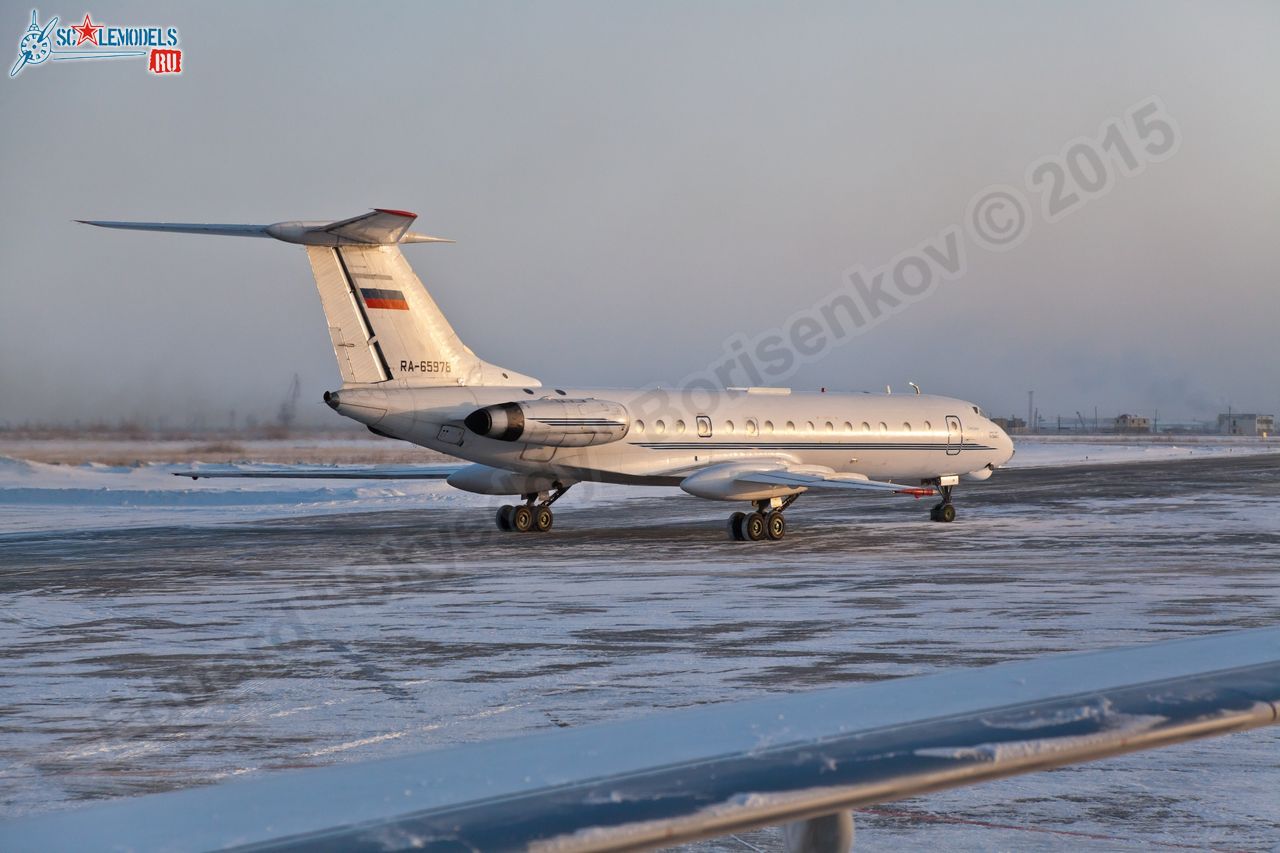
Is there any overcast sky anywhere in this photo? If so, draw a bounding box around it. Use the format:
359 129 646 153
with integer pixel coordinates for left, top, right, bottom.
2 0 1277 428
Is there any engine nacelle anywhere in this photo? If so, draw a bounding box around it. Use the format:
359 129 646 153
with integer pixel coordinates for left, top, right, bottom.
464 398 629 447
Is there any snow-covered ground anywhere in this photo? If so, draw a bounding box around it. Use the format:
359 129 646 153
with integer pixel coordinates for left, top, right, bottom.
1005 434 1280 469
2 439 1279 850
1 436 1275 535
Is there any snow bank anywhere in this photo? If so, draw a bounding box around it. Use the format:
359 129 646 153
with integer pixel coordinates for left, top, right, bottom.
1005 436 1280 469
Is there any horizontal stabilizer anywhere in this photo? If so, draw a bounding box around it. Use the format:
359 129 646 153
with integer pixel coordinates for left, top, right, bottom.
78 209 452 246
76 220 272 238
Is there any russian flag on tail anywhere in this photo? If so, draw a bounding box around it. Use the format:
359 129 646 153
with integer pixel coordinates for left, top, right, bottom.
360 288 409 310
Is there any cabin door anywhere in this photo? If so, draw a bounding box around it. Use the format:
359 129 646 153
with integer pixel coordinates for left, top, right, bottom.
945 415 962 455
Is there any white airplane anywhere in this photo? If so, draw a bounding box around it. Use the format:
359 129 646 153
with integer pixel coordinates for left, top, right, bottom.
81 209 1014 540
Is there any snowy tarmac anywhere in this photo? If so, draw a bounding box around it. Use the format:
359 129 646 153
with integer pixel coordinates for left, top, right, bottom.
1 444 1278 850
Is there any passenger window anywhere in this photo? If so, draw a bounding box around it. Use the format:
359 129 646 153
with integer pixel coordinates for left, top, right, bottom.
633 420 645 433
655 420 666 434
675 419 686 434
763 420 774 434
785 421 796 432
725 420 735 434
746 419 758 436
824 421 834 432
861 422 871 432
903 422 912 432
924 420 932 431
843 421 852 432
878 422 888 433
696 415 712 437
806 421 815 431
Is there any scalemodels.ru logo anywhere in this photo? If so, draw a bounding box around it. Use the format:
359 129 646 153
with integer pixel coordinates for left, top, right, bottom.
10 9 182 78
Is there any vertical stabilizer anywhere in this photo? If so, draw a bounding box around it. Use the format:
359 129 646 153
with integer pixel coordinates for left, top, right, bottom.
80 210 539 389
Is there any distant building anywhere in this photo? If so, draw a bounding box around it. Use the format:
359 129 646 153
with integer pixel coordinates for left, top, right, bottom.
1218 413 1274 437
1113 414 1151 434
992 416 1026 431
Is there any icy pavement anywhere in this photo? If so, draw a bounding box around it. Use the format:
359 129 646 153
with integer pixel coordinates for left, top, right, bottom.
1 448 1279 850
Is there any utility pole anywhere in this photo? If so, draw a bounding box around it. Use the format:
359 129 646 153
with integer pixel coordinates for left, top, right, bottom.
1027 391 1034 435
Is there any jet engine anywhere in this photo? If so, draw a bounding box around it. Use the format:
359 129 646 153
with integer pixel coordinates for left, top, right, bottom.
464 398 629 447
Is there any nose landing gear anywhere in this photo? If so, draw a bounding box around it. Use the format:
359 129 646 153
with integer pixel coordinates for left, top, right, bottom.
496 485 570 533
728 496 797 541
929 482 957 523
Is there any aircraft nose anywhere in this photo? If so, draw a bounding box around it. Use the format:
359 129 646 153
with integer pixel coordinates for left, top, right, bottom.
998 425 1015 464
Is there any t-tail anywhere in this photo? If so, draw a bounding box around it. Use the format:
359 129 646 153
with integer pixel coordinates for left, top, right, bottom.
79 210 538 389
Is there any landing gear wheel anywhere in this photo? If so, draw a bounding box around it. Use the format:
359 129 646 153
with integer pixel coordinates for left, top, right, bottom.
496 505 514 531
745 512 766 541
766 511 786 540
728 511 747 541
511 504 534 532
937 503 956 523
533 506 553 532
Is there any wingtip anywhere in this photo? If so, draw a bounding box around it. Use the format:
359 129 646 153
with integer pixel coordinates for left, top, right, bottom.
374 208 418 219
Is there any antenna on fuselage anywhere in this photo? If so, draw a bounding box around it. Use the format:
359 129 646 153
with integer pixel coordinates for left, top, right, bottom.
909 381 921 395
885 385 892 394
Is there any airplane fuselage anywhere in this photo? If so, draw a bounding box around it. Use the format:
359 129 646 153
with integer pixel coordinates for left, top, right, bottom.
326 384 1015 493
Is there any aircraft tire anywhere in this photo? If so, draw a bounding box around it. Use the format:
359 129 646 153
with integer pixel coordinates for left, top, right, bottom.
938 504 956 523
511 504 534 532
496 505 514 531
766 511 786 540
533 506 553 532
745 512 766 541
728 511 746 541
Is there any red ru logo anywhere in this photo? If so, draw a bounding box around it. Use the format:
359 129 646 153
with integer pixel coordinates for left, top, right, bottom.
148 48 180 74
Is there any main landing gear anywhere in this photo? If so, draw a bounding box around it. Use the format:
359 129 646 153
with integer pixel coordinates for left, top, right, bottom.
496 486 570 533
929 483 957 523
728 495 798 542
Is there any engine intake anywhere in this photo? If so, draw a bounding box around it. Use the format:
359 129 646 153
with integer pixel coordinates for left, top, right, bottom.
464 402 524 441
465 398 629 447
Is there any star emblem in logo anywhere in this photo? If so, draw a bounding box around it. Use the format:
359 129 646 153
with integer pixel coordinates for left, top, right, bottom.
71 13 102 47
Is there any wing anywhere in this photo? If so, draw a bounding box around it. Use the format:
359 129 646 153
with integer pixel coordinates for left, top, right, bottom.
742 466 938 497
173 464 463 480
5 629 1277 852
680 460 938 500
